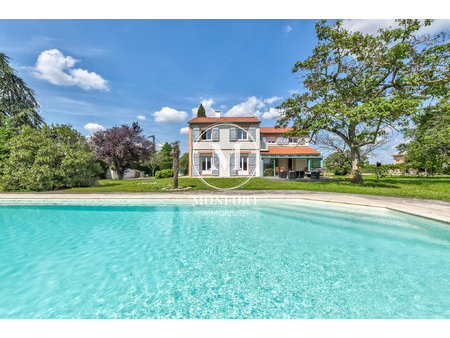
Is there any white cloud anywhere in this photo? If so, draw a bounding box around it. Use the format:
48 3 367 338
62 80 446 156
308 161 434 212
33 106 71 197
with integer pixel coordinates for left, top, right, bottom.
180 127 189 135
225 96 266 118
33 49 109 91
191 98 216 117
262 107 282 120
341 19 450 36
137 115 146 120
285 25 293 33
153 107 187 123
264 96 282 105
84 122 105 133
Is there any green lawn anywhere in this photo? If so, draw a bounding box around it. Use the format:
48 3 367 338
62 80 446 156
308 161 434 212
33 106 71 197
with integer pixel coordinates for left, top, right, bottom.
64 175 450 201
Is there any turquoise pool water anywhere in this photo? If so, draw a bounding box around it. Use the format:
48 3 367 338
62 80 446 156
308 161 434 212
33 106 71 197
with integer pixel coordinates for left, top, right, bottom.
0 200 449 318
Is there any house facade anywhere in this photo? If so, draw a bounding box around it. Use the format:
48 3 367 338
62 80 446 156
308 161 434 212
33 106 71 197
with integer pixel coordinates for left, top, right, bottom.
188 112 323 178
392 153 406 164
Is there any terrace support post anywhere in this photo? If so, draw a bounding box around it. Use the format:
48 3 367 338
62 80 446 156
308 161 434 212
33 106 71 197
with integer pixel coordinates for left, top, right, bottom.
307 158 311 171
273 158 275 177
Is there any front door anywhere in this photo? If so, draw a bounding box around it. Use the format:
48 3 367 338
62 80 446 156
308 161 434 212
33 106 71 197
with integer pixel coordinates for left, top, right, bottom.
288 158 293 170
238 154 248 175
200 155 212 175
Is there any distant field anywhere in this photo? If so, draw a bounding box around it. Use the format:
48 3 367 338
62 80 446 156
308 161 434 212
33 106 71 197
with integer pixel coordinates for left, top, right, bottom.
64 175 450 201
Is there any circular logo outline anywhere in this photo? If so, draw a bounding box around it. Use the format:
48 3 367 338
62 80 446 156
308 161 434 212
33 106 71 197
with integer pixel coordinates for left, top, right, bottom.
192 122 259 191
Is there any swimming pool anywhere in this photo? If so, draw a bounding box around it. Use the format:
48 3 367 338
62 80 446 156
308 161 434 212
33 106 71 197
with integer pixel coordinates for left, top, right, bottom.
0 199 449 318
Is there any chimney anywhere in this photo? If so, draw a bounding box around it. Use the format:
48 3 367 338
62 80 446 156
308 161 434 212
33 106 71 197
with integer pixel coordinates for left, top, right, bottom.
215 110 221 118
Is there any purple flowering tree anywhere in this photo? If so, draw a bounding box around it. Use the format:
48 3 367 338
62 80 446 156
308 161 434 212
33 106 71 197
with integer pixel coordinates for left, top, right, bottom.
90 122 153 179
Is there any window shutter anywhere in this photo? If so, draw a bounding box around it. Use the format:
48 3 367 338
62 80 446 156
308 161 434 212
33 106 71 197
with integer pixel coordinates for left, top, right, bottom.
261 136 267 149
212 126 219 142
192 127 199 141
193 153 200 175
213 153 219 176
229 127 236 142
249 126 256 141
230 153 236 176
249 153 256 175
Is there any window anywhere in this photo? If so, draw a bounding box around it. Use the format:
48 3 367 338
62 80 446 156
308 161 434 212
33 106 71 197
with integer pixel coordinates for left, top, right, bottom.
289 137 298 144
239 154 248 171
237 128 247 140
201 155 212 172
267 137 276 144
201 129 212 140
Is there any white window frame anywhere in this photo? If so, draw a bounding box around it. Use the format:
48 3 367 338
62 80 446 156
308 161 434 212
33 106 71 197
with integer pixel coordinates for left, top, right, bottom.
289 137 298 144
201 155 212 174
237 128 248 140
238 154 248 175
201 129 212 140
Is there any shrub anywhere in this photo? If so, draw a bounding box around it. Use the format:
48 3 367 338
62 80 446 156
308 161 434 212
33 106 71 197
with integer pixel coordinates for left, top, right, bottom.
362 163 409 175
155 168 174 179
0 125 101 191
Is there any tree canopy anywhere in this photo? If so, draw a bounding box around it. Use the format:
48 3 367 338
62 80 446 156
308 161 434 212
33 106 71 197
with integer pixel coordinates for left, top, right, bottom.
179 152 189 175
197 103 206 117
160 142 173 169
90 122 153 179
399 99 449 174
0 119 15 161
277 19 449 183
0 125 100 191
145 151 164 176
0 53 43 129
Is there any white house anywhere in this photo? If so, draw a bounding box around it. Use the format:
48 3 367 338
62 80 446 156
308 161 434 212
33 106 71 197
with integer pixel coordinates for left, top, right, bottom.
188 111 323 178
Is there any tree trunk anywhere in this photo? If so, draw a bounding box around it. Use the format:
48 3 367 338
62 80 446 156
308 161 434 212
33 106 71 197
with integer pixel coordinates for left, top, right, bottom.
113 159 125 180
350 146 363 184
172 141 180 189
117 168 125 180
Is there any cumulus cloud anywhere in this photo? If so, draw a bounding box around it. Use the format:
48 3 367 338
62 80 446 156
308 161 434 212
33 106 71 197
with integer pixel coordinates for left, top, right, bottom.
137 115 146 120
180 127 189 134
225 96 266 118
153 107 187 123
84 122 105 133
191 98 216 116
33 49 109 91
264 96 282 105
262 107 282 120
341 19 450 36
285 25 293 33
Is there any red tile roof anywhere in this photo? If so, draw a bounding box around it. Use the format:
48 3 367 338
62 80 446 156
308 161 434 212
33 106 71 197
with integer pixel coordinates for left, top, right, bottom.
260 127 293 133
188 117 260 124
261 146 320 155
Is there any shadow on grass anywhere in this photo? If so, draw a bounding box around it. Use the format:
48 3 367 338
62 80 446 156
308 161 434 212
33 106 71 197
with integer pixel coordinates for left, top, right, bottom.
97 183 121 188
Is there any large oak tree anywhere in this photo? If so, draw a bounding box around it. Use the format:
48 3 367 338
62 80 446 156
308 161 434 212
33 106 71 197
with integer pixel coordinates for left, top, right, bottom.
277 20 449 183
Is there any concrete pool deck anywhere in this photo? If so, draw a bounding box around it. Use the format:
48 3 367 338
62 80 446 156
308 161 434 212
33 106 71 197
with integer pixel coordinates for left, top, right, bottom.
0 190 449 223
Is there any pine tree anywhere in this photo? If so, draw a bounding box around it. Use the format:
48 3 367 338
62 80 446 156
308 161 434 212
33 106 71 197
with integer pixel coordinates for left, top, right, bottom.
0 53 43 128
197 103 206 117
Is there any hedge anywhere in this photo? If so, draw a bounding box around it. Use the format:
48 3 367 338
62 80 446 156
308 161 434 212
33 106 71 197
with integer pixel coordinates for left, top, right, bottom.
155 168 174 179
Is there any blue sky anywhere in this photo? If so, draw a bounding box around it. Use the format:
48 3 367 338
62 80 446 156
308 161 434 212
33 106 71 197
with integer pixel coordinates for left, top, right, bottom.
1 19 448 162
